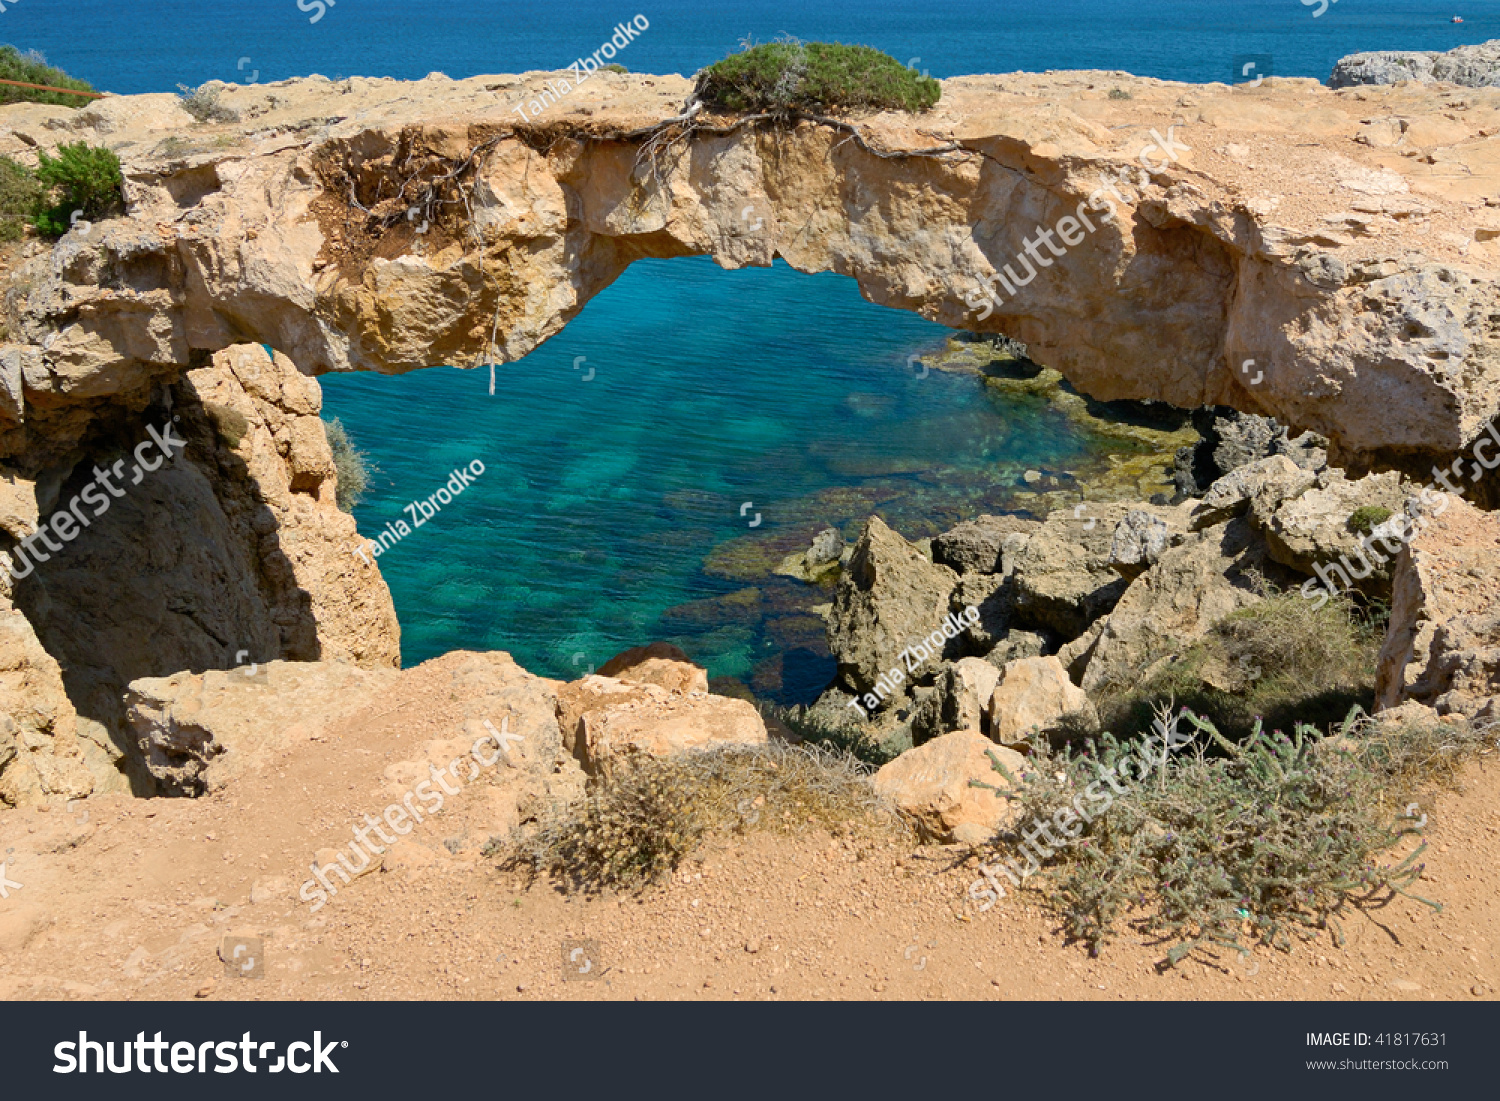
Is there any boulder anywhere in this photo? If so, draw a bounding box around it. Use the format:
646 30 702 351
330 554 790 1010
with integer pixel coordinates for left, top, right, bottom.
872 730 1029 844
125 650 556 796
774 526 845 583
1008 502 1182 638
1191 454 1305 530
1055 618 1105 682
807 526 844 569
1081 518 1271 692
126 660 400 795
982 629 1048 669
1213 410 1281 475
912 657 1002 744
1172 411 1327 499
988 656 1096 746
949 572 1013 651
596 641 709 694
827 516 958 694
1108 509 1171 579
572 678 768 775
931 514 1037 575
1252 467 1410 589
1376 497 1500 719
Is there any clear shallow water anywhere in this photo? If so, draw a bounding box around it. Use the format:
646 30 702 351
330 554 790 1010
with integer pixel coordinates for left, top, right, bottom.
27 0 1490 693
321 258 1112 695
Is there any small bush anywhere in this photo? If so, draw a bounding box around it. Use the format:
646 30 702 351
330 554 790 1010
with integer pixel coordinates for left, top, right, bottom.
1107 87 1132 100
759 700 902 767
505 742 902 892
175 82 238 124
0 46 96 107
1347 505 1393 536
695 39 940 115
601 63 627 74
33 141 123 238
1093 587 1385 742
977 704 1489 964
323 417 371 512
0 155 42 242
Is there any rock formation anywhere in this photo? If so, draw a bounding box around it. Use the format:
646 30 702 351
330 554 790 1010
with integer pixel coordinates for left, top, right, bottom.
1330 39 1500 89
1 66 1499 800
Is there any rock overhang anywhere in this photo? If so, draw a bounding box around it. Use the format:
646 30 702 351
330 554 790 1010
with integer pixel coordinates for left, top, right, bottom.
0 68 1496 472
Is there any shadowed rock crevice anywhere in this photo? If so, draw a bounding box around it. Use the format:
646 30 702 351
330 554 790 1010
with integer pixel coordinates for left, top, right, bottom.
0 345 398 801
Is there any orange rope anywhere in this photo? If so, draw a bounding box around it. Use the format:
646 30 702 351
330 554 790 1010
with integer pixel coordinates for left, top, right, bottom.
0 77 104 99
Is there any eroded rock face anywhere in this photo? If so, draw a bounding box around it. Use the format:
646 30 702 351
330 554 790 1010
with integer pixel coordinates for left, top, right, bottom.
0 601 94 805
0 344 398 801
1081 517 1272 691
828 516 959 696
1331 39 1500 89
1376 497 1500 718
181 345 401 669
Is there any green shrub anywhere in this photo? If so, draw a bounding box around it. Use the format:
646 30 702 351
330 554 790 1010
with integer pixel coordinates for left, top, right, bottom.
1093 587 1385 742
601 63 627 74
694 40 941 115
0 46 96 107
0 155 42 241
504 742 902 892
1347 504 1393 536
33 141 123 237
1107 87 1132 100
175 82 238 124
323 417 371 512
976 704 1488 964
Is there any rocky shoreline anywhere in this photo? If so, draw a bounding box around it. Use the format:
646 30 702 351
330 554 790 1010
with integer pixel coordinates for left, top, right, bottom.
780 407 1500 838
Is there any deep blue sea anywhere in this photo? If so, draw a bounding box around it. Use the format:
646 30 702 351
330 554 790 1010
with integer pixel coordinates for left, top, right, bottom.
16 2 1495 692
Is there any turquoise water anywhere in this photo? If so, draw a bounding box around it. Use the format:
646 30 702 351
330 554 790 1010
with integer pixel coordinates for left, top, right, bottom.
321 258 1103 697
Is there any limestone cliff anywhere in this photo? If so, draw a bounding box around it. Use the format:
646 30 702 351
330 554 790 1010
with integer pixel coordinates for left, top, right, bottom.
0 66 1498 799
1 70 1496 467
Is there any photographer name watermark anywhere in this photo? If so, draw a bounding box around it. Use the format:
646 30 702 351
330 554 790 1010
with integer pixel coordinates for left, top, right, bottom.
352 461 485 564
511 15 649 121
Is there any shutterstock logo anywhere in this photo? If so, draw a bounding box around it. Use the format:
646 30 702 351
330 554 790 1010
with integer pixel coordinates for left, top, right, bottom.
54 1032 344 1074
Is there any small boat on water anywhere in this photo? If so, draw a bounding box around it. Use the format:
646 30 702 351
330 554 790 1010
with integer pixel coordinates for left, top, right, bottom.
1452 15 1464 22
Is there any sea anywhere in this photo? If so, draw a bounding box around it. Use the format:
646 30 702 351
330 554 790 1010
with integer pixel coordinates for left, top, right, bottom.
11 1 1493 693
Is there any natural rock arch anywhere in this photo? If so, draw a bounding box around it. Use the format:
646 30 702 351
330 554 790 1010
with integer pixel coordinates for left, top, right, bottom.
1 67 1498 801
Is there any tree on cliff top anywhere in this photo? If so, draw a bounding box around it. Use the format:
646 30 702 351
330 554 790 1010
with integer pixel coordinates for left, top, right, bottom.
694 40 940 115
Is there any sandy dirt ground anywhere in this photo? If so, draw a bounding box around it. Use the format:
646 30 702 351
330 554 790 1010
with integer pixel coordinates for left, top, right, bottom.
1 676 1496 1004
